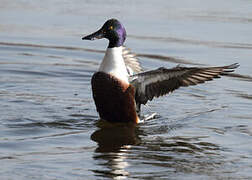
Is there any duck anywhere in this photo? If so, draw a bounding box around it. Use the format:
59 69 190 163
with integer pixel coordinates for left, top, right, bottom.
82 18 239 124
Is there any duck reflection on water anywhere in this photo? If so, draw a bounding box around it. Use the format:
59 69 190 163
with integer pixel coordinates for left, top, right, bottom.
91 118 223 179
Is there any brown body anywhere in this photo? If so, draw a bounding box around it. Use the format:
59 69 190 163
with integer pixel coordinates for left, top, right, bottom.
91 72 139 123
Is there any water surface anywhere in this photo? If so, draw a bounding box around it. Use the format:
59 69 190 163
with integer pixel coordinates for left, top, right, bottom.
1 0 252 179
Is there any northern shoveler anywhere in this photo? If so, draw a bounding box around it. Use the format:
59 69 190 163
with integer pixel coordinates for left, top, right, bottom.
82 18 239 124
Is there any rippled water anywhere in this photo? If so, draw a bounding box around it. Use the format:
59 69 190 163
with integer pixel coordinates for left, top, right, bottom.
1 0 252 179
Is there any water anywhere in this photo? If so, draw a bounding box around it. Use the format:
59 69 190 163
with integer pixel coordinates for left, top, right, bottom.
1 0 252 179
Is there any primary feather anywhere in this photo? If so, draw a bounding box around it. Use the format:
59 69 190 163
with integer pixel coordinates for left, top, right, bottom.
130 63 239 105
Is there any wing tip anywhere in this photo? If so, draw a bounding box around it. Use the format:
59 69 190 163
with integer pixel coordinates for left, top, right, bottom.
223 63 239 73
225 63 240 69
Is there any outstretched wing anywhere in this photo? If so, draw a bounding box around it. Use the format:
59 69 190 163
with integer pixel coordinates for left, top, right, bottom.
130 63 239 105
122 46 143 75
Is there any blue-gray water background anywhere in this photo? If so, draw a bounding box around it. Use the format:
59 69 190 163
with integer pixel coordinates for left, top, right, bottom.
1 0 252 179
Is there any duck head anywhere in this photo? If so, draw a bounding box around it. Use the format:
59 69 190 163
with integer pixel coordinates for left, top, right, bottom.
82 19 126 48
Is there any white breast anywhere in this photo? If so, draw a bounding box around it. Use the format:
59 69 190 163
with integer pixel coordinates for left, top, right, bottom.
99 47 129 83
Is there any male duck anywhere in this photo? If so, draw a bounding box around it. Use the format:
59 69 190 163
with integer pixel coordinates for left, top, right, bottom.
82 18 239 123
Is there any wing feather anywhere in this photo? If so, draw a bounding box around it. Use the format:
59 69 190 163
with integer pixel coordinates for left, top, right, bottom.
122 46 143 75
130 63 239 105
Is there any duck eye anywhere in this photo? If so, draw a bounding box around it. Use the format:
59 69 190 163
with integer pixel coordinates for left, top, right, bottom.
109 26 113 30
